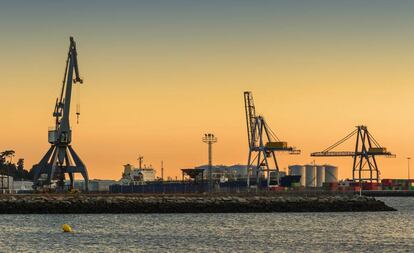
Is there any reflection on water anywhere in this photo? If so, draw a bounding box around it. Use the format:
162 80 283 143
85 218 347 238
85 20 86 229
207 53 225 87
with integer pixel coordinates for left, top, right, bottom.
1 197 413 252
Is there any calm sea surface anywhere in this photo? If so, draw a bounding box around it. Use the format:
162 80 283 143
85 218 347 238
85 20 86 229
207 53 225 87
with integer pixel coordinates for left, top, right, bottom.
0 197 413 252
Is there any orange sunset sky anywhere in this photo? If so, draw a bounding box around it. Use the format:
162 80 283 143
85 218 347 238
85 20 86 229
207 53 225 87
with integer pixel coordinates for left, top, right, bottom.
1 1 414 180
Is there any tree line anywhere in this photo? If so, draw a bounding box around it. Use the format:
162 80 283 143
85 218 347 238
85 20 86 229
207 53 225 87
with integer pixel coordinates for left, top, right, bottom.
0 150 33 180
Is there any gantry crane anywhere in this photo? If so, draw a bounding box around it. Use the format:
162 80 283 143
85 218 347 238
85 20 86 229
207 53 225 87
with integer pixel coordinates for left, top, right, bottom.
244 91 300 187
311 125 395 183
33 37 89 191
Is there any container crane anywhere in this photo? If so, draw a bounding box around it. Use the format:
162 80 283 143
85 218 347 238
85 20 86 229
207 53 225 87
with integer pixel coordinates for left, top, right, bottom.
33 37 89 191
244 91 300 188
311 125 395 183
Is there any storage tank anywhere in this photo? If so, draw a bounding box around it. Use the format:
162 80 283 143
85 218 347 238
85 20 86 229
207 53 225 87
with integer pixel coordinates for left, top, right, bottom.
305 164 316 187
324 165 338 183
316 165 325 187
288 165 305 186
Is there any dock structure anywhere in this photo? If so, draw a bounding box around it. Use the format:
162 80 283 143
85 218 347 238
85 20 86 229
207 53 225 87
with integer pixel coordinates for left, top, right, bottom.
244 91 300 188
33 37 89 192
311 125 395 183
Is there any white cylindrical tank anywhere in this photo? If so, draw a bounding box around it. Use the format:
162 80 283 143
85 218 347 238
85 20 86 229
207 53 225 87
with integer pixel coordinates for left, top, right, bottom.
324 165 338 183
316 165 325 187
288 165 305 186
305 164 316 187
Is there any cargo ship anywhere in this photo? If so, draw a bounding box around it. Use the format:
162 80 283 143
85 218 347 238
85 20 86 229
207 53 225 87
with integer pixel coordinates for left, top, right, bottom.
120 156 157 185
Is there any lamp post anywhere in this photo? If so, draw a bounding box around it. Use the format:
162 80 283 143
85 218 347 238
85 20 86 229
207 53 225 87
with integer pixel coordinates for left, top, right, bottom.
203 133 217 192
407 157 411 180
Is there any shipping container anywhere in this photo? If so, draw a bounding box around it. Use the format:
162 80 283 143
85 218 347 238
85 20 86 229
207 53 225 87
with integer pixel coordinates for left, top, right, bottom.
381 179 393 186
265 141 287 149
280 175 301 187
368 147 387 153
268 186 285 192
322 182 338 192
353 186 361 192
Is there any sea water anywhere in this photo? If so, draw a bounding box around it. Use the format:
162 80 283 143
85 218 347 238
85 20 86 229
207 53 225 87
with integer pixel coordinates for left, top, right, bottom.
0 197 413 252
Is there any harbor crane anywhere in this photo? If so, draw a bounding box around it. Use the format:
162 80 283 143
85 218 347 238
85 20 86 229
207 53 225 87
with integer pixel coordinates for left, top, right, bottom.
311 125 395 183
244 91 300 188
33 37 89 191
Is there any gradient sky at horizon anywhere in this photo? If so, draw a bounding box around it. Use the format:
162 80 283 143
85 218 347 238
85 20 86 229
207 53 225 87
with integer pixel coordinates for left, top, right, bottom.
1 0 414 180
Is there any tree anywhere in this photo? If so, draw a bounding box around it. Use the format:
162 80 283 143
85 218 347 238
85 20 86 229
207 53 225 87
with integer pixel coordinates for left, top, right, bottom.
0 151 31 180
17 158 24 170
16 158 25 179
0 150 15 164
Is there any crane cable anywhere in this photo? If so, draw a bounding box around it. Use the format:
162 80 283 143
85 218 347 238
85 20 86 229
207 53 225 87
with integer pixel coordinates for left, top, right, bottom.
367 131 382 148
322 129 358 153
264 121 281 142
76 85 80 124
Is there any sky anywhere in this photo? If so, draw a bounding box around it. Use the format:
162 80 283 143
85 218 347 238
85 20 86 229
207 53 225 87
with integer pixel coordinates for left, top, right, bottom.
1 0 414 180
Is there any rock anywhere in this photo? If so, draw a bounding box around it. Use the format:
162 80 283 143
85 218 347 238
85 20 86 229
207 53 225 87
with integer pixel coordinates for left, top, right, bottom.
0 193 396 213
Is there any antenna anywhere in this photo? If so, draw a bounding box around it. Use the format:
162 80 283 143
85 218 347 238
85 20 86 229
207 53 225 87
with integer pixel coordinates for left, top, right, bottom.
138 155 144 169
161 160 164 181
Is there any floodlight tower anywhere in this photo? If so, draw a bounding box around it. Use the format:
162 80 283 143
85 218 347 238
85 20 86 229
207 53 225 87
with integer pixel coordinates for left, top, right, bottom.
203 133 218 192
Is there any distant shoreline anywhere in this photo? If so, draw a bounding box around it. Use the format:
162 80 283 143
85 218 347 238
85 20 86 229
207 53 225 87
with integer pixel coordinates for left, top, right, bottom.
0 194 395 213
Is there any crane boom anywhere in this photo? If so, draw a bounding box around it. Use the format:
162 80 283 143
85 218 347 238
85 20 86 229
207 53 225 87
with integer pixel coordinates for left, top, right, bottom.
312 151 395 157
57 36 82 140
244 91 256 148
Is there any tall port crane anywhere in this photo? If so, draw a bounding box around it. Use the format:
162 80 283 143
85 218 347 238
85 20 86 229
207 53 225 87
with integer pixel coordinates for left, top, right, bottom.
33 37 89 191
311 125 395 183
244 91 300 187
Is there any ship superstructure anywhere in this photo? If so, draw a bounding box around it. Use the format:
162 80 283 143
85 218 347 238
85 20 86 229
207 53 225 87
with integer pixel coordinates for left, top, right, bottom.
121 156 156 185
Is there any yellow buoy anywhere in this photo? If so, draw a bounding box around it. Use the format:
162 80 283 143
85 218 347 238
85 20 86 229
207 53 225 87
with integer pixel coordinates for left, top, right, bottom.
62 224 73 233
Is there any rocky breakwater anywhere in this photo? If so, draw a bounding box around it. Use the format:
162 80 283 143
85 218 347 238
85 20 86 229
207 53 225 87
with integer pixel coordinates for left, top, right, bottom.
0 194 395 214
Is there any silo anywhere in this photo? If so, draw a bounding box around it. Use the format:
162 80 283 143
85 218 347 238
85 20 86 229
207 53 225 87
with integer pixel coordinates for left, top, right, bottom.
316 165 325 187
324 165 338 183
305 164 316 187
288 165 305 186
